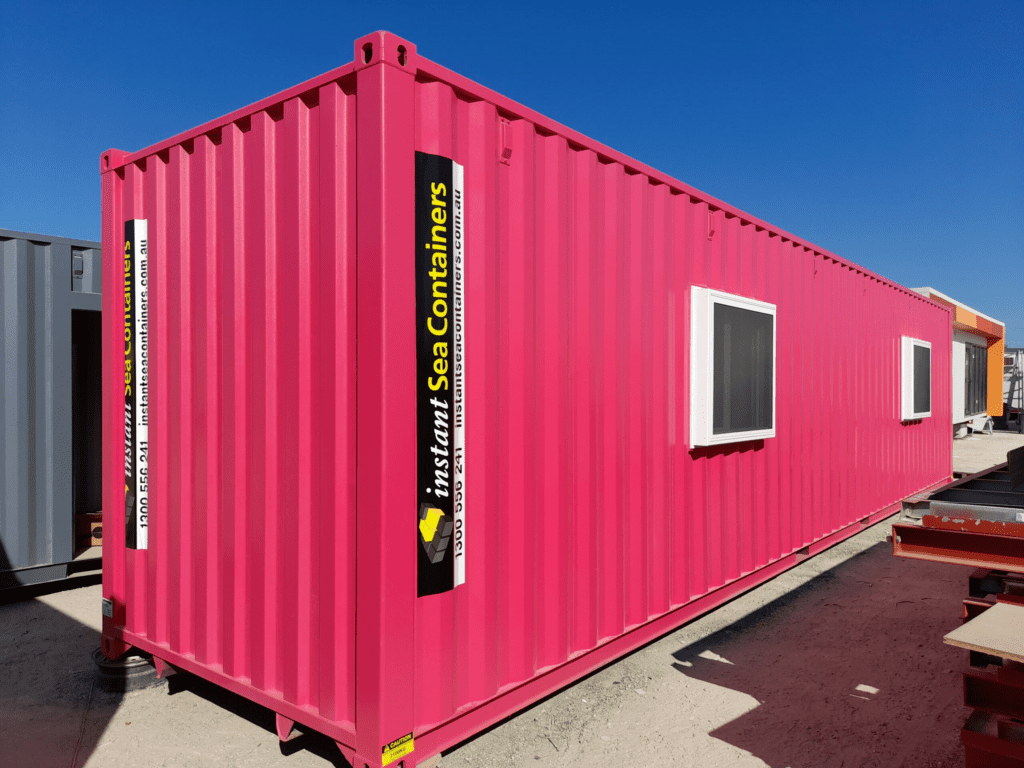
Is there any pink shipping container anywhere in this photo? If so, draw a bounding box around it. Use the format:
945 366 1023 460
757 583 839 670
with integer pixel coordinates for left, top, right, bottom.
100 31 952 767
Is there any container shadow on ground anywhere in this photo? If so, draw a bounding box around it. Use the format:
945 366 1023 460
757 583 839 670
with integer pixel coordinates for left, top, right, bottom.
164 673 351 766
0 540 114 768
670 541 972 768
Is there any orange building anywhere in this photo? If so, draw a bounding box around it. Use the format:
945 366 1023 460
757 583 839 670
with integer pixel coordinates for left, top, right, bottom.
915 288 1005 430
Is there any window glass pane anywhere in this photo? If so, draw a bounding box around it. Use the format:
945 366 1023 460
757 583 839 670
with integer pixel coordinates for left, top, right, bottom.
913 345 931 414
966 347 973 415
982 348 988 412
713 304 773 435
965 346 984 416
965 345 988 416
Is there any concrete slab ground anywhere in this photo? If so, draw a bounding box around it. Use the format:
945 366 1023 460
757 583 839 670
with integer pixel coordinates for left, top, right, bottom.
2 431 1022 768
952 429 1024 475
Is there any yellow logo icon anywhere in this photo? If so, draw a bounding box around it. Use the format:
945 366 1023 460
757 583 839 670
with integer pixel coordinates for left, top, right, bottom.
419 507 443 543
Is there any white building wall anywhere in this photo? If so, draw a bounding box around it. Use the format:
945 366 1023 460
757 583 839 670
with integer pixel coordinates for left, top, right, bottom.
952 329 988 425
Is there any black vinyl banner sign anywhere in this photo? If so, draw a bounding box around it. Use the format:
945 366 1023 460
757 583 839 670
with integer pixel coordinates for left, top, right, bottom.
415 152 465 597
124 219 149 550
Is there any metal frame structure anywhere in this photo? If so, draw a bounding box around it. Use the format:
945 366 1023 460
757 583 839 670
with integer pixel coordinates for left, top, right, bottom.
1003 348 1024 433
894 451 1024 767
897 449 1024 552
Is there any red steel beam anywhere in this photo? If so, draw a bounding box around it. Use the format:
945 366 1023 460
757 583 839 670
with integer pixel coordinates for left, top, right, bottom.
892 524 1024 572
965 744 1024 768
962 710 1024 764
965 670 1024 721
922 514 1024 539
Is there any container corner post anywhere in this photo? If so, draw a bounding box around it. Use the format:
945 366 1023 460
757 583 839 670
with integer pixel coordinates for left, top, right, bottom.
100 149 128 174
353 31 418 74
352 29 418 765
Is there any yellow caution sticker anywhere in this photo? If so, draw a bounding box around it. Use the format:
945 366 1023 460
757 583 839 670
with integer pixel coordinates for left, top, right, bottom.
382 733 414 766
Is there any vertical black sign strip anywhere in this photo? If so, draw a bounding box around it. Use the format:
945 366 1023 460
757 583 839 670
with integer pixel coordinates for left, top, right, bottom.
124 220 138 549
416 152 456 596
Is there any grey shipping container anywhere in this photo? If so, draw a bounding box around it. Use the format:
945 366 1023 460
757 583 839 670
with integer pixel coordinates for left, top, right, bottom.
1 229 103 589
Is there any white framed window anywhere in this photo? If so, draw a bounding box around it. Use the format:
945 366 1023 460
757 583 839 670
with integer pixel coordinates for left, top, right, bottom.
901 336 932 420
690 286 776 447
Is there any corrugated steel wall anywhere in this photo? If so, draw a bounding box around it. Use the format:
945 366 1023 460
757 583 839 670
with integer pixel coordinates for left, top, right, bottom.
409 79 952 731
101 33 952 761
102 76 360 728
1 230 102 588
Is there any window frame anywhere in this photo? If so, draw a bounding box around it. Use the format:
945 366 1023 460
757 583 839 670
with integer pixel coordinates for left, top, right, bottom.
690 286 777 448
901 336 933 421
964 343 987 418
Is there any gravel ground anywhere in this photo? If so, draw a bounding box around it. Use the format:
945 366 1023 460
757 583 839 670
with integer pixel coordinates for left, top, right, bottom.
2 431 1022 768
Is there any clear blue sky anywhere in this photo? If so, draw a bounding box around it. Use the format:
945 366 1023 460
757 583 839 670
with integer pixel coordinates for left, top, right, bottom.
3 1 1021 343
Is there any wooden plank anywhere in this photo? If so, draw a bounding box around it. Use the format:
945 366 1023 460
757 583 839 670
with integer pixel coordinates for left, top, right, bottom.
945 603 1024 663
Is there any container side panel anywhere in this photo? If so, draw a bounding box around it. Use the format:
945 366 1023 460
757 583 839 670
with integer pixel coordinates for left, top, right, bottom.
410 78 952 733
104 84 357 729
